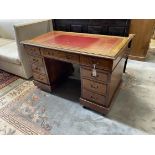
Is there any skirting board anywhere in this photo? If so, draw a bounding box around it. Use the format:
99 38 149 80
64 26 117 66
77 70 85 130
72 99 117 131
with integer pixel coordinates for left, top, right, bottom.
129 55 146 61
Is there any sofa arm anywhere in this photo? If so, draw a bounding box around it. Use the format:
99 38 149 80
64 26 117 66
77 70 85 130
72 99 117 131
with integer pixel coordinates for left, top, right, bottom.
14 19 53 79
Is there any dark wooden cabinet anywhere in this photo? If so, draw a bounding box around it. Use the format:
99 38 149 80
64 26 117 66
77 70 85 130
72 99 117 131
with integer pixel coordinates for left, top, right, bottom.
53 19 130 37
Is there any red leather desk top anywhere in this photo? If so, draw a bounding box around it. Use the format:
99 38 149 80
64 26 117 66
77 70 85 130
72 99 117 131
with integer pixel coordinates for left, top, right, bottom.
23 31 129 59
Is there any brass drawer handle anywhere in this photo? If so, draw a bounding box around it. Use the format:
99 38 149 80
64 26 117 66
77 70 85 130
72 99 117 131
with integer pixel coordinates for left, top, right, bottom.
32 58 38 62
90 95 97 100
45 51 53 56
66 55 72 59
48 51 51 55
35 67 40 71
90 84 98 89
39 77 44 81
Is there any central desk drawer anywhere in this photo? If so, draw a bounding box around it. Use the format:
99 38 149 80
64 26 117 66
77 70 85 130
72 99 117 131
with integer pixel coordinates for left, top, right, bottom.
81 67 108 83
55 52 79 63
82 89 106 106
41 48 79 64
82 79 107 95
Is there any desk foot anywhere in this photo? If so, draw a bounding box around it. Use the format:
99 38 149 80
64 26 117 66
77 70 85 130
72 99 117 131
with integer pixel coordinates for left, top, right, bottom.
33 80 53 93
83 106 89 109
80 98 110 115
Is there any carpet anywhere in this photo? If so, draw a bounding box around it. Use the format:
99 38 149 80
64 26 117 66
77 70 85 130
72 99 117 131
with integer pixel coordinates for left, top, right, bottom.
0 70 18 90
0 70 24 134
0 80 145 135
0 81 49 134
0 70 146 135
0 59 155 135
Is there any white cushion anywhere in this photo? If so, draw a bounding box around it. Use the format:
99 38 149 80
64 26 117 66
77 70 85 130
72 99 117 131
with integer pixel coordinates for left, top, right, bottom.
0 38 14 46
0 42 21 65
0 19 43 39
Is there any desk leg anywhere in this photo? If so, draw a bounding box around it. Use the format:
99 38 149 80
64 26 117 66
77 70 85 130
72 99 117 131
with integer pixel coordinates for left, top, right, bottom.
123 57 128 73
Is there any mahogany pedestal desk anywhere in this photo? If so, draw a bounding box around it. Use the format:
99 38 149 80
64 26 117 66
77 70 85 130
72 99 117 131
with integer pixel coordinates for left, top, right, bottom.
22 31 134 115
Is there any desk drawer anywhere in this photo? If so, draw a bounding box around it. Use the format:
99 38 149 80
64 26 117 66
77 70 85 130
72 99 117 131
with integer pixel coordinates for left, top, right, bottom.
26 46 41 56
80 55 112 70
41 48 79 64
41 48 54 56
30 56 43 65
57 52 79 64
81 67 108 83
82 89 106 106
82 79 106 95
32 63 46 75
33 73 49 84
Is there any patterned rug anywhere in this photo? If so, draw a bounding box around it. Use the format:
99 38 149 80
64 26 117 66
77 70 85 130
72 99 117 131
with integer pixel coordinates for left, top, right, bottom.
0 70 24 134
0 70 18 90
0 80 145 135
0 81 49 134
0 59 155 135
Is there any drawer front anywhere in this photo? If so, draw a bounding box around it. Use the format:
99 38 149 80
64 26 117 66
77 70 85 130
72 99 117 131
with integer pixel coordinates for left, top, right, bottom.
33 73 49 84
41 48 79 64
30 56 43 65
82 79 106 95
26 46 41 56
82 89 106 106
32 63 46 74
80 55 112 70
41 48 54 56
81 67 108 83
54 52 79 64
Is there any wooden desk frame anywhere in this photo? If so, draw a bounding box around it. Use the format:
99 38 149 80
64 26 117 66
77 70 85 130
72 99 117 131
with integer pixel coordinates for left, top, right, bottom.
22 31 134 115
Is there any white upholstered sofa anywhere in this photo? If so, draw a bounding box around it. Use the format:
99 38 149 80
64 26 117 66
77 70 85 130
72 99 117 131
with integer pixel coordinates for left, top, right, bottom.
0 19 53 79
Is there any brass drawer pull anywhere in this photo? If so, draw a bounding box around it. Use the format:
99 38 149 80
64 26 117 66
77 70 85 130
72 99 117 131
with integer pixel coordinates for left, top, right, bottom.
47 51 52 55
33 58 38 63
35 67 40 71
66 55 72 59
39 76 45 81
44 50 53 56
31 57 43 65
90 84 98 89
90 95 96 100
